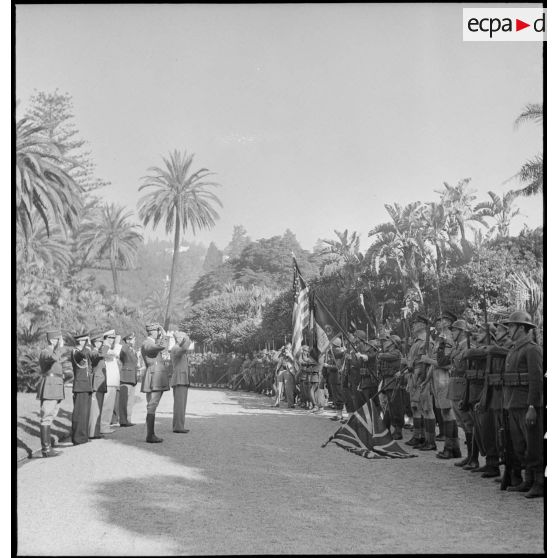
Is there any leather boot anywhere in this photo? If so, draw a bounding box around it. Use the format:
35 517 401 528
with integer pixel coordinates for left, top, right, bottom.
455 432 472 467
392 425 403 440
463 437 480 470
436 435 454 459
146 414 163 443
478 457 500 477
405 418 423 446
507 469 534 492
40 425 60 458
525 472 545 498
419 419 437 451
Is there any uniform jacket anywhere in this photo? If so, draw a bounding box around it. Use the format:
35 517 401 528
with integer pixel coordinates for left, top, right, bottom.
503 335 543 409
437 337 468 402
377 349 402 388
119 342 138 385
300 354 321 382
141 337 169 393
348 348 378 390
37 345 65 400
91 346 108 393
104 342 122 387
71 346 93 393
170 342 190 387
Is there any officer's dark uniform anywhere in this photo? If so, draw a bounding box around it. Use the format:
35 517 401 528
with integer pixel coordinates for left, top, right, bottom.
119 336 138 426
71 334 93 445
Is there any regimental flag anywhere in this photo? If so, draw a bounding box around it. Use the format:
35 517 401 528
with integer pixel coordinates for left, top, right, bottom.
322 398 416 459
292 257 310 362
313 295 343 354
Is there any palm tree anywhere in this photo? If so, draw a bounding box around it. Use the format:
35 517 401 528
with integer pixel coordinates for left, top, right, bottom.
435 178 488 262
16 117 82 240
78 203 144 295
367 202 427 304
16 213 72 271
512 103 543 197
474 190 520 237
137 150 222 329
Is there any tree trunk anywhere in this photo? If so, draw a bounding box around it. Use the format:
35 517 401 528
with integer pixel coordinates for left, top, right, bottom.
164 209 181 330
110 257 119 295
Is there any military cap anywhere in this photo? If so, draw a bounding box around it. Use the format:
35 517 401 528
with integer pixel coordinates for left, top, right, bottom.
46 329 62 340
73 332 89 342
437 310 457 323
502 310 536 329
103 329 116 338
450 319 470 332
90 330 105 342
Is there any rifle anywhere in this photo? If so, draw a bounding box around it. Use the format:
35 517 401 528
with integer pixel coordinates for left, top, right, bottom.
499 407 514 490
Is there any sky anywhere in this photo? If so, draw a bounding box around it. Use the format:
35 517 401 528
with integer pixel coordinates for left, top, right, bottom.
15 3 544 252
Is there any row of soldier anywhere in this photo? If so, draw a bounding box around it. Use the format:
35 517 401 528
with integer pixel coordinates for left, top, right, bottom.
36 323 193 457
270 309 544 499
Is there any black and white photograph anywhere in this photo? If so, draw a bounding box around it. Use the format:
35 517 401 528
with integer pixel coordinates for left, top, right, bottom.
14 3 546 555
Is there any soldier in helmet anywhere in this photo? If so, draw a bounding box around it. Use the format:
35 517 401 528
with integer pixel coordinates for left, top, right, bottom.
37 329 68 457
501 311 544 498
377 334 405 439
347 330 377 410
323 337 347 421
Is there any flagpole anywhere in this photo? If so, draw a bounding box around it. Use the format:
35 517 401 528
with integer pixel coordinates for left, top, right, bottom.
313 292 360 353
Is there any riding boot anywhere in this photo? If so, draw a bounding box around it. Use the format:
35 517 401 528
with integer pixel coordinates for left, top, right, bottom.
507 469 534 492
146 414 163 443
454 432 472 467
40 425 60 457
525 472 545 498
437 421 456 459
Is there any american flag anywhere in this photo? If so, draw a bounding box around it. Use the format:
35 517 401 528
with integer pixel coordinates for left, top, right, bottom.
292 257 310 362
322 398 416 459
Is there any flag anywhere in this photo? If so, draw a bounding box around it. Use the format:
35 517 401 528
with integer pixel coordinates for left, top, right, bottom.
313 295 343 354
292 257 310 362
322 398 416 459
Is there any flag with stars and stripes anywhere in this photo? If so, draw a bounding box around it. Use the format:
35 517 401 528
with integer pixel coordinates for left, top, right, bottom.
322 398 416 459
292 257 310 363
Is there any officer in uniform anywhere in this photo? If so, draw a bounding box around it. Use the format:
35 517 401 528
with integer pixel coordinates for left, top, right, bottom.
141 323 170 443
377 334 405 439
346 330 373 411
405 315 436 450
501 311 544 498
37 329 68 457
170 331 191 433
70 332 93 445
275 344 296 408
119 333 138 426
88 331 109 438
100 330 122 435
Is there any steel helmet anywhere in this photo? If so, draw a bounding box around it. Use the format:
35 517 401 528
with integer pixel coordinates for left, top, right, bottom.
502 310 536 329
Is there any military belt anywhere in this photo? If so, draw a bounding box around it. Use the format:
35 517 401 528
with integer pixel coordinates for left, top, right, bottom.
487 374 503 387
465 369 485 381
502 372 529 387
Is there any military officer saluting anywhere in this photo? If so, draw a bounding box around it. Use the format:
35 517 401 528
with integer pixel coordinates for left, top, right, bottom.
70 332 94 445
119 333 138 426
141 323 170 443
501 311 544 498
37 329 68 457
170 331 191 433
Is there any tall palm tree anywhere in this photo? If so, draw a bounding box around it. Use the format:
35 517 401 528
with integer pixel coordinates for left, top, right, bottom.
474 190 520 237
513 103 543 197
137 150 222 329
78 203 144 295
16 117 82 240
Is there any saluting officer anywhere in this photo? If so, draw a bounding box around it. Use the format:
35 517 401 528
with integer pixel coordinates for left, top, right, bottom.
501 311 544 498
37 329 68 457
141 323 169 443
70 332 93 445
119 333 138 426
88 330 108 438
170 331 191 433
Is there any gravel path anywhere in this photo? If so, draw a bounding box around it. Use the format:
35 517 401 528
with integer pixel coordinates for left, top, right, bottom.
17 388 544 555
